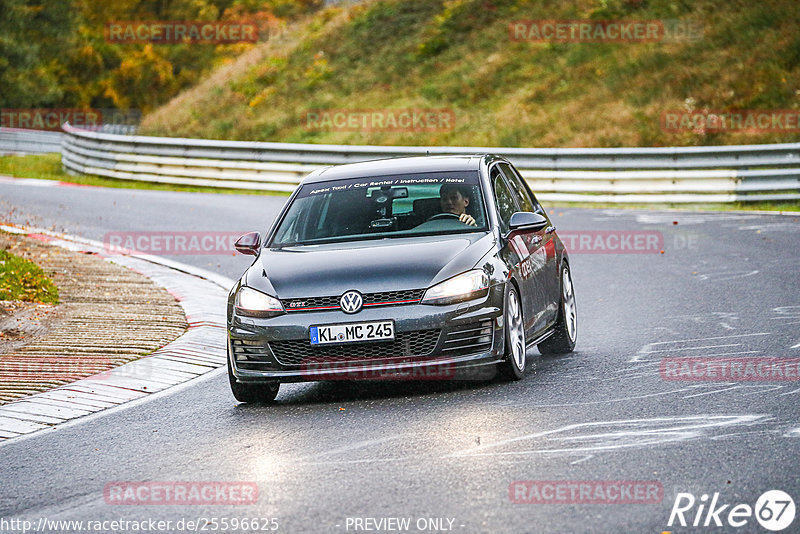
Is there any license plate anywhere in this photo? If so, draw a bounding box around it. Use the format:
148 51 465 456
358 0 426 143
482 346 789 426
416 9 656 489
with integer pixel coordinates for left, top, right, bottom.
310 321 395 345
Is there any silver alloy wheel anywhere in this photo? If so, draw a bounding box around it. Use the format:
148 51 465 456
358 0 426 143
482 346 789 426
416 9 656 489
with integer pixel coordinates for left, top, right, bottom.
562 266 577 343
507 289 525 370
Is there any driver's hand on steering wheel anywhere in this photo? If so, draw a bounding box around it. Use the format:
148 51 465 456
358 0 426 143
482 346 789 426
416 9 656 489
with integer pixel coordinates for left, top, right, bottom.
459 213 477 226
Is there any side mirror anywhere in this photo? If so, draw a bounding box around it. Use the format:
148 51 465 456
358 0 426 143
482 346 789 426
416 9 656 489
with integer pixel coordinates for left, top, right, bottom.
234 232 261 256
508 212 548 233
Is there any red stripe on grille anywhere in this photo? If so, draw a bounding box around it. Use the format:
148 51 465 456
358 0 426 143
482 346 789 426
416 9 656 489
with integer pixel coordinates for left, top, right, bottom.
285 305 340 312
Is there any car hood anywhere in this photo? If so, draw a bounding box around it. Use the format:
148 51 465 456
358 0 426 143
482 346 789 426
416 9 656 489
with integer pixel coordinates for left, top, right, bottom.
245 233 495 299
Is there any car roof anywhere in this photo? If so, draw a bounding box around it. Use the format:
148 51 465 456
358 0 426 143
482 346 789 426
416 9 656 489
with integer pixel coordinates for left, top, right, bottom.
301 155 497 184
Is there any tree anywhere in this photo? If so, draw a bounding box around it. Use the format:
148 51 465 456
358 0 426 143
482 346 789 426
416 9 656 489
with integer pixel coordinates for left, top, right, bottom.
0 0 74 107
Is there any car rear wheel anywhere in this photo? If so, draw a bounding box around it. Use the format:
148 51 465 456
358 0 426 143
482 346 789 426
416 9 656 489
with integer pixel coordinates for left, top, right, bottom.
538 263 577 355
227 357 280 403
499 285 526 380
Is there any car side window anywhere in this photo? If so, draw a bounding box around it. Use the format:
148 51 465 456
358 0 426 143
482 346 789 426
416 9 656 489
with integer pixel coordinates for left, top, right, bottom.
491 166 518 234
499 162 544 214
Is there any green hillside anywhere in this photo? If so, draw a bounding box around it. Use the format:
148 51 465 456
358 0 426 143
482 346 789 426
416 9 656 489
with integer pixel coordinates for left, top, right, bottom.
140 0 800 148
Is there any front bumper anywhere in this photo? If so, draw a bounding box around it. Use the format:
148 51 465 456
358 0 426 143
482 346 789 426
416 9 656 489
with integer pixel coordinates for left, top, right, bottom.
228 285 505 383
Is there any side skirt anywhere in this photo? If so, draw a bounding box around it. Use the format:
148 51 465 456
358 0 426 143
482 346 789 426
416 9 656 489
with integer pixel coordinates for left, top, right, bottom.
525 328 554 349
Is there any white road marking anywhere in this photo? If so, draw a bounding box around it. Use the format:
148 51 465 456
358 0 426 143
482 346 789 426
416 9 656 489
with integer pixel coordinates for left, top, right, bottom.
286 413 782 467
631 333 770 362
770 306 800 326
666 312 741 327
694 270 759 281
612 363 661 374
303 436 405 460
641 343 743 354
645 333 770 345
694 351 760 357
708 429 777 441
740 385 785 396
303 457 406 466
739 223 800 232
529 387 701 408
682 385 742 399
447 415 768 458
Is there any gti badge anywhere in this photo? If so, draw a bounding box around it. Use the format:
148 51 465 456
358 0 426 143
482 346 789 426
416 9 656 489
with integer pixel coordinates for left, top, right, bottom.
340 290 363 314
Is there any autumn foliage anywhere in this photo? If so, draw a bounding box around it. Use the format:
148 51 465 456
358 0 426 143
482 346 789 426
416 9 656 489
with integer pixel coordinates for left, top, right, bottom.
0 0 322 114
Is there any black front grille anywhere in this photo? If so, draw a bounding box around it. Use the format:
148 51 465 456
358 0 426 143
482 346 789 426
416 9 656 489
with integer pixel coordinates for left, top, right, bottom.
269 329 441 366
442 320 494 354
363 289 425 306
283 295 339 311
282 289 425 312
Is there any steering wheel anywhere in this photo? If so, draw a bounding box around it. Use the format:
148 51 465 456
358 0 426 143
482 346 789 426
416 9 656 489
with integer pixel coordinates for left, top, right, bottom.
426 213 462 222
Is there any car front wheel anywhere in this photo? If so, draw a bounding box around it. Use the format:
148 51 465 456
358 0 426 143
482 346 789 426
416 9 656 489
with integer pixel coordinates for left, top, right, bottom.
538 263 577 355
499 285 526 380
227 357 280 403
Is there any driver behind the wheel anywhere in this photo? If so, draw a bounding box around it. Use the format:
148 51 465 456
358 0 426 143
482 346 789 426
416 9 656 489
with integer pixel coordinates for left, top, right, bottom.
439 184 477 226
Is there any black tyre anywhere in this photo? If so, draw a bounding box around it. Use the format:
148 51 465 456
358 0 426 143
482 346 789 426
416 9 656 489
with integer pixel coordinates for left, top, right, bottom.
227 357 280 403
499 284 526 380
538 263 577 355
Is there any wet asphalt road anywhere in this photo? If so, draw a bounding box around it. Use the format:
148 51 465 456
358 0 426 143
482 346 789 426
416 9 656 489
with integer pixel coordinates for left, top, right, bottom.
1 181 799 534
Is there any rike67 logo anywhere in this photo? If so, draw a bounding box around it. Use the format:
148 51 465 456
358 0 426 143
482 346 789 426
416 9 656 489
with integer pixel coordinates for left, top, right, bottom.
667 490 795 531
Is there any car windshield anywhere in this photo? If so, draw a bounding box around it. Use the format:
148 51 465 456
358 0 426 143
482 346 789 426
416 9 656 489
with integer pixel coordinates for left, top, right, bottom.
270 171 488 247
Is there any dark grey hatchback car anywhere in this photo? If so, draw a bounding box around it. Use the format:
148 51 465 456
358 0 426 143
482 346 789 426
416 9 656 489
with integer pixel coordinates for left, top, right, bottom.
227 155 577 402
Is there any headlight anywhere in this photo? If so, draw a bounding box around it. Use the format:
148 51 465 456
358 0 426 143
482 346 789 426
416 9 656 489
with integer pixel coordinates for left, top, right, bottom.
235 287 285 318
421 270 489 305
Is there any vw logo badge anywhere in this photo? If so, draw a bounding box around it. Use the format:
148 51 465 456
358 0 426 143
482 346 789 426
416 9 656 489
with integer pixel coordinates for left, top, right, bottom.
340 290 363 314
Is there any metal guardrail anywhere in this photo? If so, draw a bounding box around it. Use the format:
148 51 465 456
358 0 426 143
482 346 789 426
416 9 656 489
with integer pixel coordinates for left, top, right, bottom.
1 125 138 156
0 129 63 155
59 123 800 203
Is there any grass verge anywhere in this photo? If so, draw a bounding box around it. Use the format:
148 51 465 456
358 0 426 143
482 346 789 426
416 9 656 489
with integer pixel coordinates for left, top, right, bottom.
0 247 59 304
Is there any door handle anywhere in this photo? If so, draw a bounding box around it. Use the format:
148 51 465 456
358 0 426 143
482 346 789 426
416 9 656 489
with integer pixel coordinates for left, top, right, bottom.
532 235 543 245
545 226 556 234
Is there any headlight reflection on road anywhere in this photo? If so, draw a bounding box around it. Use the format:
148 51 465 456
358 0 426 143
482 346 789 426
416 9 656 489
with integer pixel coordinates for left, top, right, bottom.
250 452 294 485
